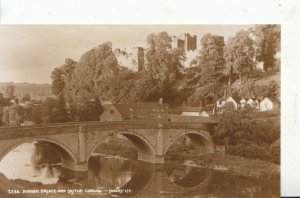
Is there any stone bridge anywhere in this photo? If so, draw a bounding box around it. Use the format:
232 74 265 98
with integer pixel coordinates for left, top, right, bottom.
0 120 217 174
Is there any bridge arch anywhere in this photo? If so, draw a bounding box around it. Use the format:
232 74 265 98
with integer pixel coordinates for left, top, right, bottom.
87 131 157 163
120 162 213 196
163 164 213 191
0 137 77 164
164 130 215 156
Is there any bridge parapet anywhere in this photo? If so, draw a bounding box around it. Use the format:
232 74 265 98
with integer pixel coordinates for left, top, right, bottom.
0 120 217 139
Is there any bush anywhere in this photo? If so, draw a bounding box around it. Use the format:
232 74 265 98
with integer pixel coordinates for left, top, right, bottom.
214 111 280 163
226 144 271 161
223 101 236 112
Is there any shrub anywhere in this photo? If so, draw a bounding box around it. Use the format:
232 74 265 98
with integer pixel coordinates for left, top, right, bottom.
226 144 271 161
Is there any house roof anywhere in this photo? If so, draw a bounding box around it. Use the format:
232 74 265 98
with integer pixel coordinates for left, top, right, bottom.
110 103 170 119
182 107 203 112
201 110 214 116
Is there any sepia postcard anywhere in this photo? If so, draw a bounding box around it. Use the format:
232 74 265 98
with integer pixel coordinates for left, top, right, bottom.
0 24 281 198
1 0 300 197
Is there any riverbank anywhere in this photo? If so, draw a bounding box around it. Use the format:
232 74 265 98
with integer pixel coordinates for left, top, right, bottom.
166 143 280 180
95 139 279 181
175 152 279 181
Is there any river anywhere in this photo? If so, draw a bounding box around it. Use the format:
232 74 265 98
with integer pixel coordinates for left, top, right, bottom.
0 142 279 197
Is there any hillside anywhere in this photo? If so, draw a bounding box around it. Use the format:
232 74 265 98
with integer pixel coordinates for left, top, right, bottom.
229 70 280 99
173 67 280 108
0 82 52 97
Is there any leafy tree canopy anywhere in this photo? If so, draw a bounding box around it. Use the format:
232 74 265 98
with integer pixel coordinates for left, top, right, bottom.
251 25 280 71
224 30 255 84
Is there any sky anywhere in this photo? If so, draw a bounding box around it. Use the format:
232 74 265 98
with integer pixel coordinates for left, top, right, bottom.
0 25 251 84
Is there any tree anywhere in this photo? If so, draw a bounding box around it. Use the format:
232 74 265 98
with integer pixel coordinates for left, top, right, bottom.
251 25 280 71
267 80 279 98
198 33 225 85
51 58 77 97
0 92 10 107
213 111 241 145
224 30 255 84
32 105 42 124
38 96 69 124
128 73 161 102
51 67 65 96
1 104 24 126
146 32 185 86
5 85 15 99
54 94 70 123
0 92 5 107
63 42 119 104
22 93 31 102
77 97 104 121
197 34 227 108
250 80 279 98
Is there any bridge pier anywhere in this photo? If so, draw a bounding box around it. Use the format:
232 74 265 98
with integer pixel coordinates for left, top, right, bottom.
61 159 88 178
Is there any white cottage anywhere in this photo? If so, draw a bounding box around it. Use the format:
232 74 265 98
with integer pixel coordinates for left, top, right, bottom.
216 98 226 114
240 98 247 109
216 96 240 113
225 96 240 110
259 97 280 111
246 98 254 107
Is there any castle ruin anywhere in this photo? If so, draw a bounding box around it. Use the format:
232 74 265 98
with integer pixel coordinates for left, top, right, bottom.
114 47 145 72
171 33 197 52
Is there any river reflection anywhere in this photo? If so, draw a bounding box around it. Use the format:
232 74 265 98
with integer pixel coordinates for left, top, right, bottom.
0 142 279 197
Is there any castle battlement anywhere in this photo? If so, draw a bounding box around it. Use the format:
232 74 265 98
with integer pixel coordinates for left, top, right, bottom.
171 33 197 52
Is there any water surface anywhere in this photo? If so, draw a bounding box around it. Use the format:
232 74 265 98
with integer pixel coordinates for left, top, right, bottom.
0 143 279 197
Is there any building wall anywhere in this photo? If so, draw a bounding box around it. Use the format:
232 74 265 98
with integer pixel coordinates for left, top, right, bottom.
177 39 185 50
181 112 200 116
114 47 145 72
185 33 197 51
226 97 238 110
172 33 197 52
240 99 246 108
260 100 273 111
136 47 145 72
247 99 254 107
259 98 279 111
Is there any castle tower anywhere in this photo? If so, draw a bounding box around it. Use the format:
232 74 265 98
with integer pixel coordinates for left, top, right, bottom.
171 33 197 52
184 33 197 51
137 47 145 72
